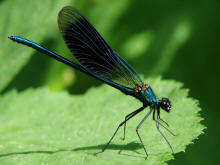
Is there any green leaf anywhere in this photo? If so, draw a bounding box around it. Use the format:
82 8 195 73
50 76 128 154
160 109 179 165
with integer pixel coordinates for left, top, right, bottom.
0 0 70 92
120 30 154 60
0 78 205 165
149 17 192 76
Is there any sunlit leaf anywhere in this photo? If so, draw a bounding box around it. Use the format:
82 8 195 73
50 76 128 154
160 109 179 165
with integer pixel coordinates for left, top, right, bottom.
0 0 70 92
0 78 205 164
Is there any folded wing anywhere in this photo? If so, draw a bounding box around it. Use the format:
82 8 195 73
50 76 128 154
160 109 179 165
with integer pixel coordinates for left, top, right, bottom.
58 6 144 88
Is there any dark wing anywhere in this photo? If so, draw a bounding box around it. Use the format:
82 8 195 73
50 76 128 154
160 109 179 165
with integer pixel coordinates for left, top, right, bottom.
58 6 144 88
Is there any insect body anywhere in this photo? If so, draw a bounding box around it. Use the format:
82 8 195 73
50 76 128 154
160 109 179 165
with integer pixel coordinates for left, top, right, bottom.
9 6 175 159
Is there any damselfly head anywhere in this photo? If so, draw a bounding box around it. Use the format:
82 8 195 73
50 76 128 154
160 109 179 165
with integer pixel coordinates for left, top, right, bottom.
160 98 171 112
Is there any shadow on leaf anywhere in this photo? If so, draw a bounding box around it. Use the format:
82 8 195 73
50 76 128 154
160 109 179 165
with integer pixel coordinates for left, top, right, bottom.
0 142 142 158
73 141 142 151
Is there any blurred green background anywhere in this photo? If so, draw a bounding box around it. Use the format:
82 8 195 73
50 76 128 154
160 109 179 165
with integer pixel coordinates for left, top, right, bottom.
1 0 219 164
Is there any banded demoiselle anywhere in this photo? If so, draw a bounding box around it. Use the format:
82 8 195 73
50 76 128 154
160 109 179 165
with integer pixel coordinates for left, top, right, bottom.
8 6 176 159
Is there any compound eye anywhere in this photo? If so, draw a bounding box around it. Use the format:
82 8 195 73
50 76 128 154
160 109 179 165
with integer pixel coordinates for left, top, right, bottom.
162 101 167 106
161 98 171 112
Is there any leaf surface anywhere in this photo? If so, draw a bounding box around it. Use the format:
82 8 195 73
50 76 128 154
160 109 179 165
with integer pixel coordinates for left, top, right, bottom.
0 0 70 92
0 78 205 164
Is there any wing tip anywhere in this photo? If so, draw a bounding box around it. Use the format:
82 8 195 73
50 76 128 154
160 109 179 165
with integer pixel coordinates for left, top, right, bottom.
58 6 83 32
